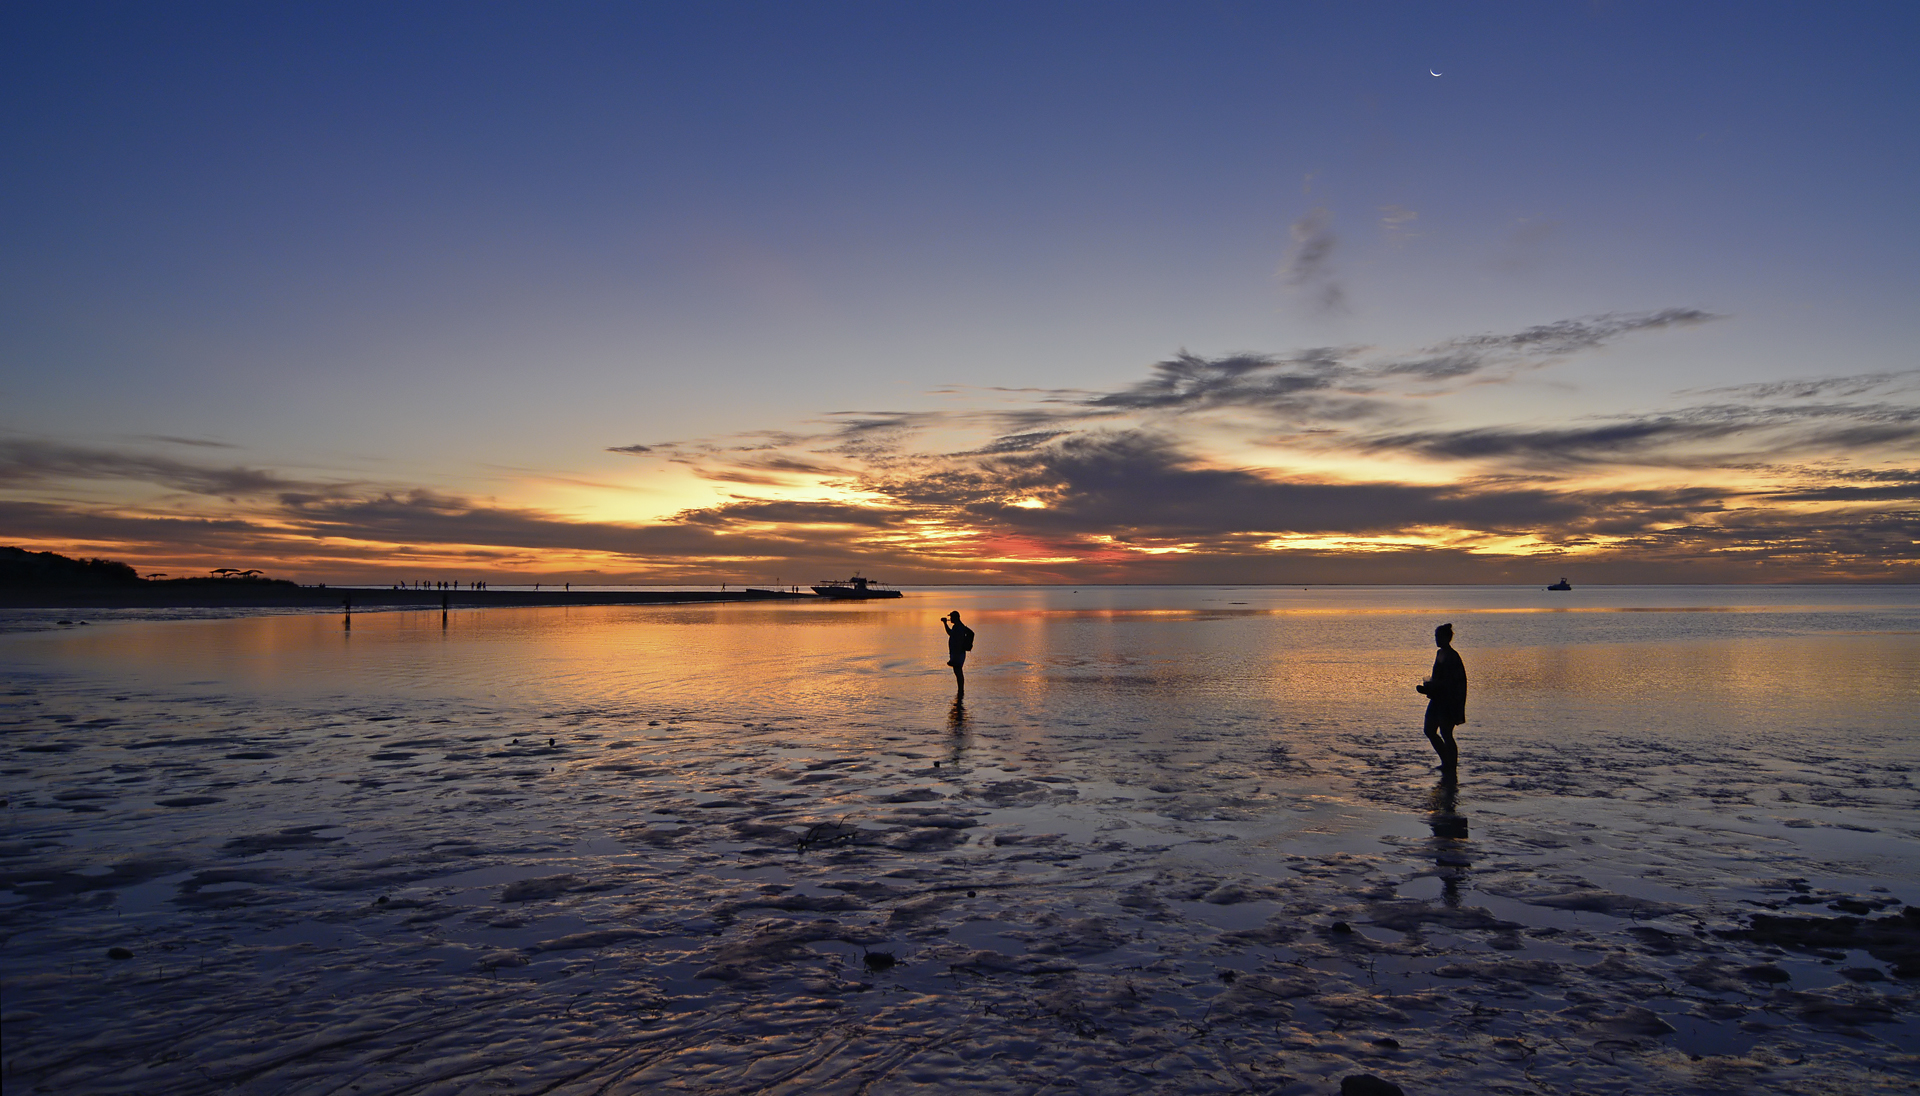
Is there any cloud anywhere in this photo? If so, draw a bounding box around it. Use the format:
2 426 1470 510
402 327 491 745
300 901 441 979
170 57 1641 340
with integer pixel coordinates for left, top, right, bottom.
818 411 940 460
12 309 1912 583
1491 218 1561 273
0 499 276 545
1280 207 1347 315
822 429 1790 580
691 469 792 486
0 439 336 498
1082 350 1351 413
684 452 852 486
678 500 904 528
1684 370 1920 401
1372 309 1721 383
948 431 1591 539
1067 311 1721 419
1364 398 1920 464
734 455 848 476
133 435 240 449
1763 468 1920 502
954 430 1074 456
279 489 835 560
1364 418 1735 461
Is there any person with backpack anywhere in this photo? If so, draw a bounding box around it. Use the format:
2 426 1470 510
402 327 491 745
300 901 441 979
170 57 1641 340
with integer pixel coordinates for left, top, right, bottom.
942 611 975 697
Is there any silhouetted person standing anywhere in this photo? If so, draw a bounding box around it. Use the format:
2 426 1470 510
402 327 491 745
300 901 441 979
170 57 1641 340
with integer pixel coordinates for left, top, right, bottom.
942 611 974 697
1415 622 1467 769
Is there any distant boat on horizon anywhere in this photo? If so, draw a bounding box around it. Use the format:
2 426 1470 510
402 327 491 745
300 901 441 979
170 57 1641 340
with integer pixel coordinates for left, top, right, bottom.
812 575 903 599
1547 578 1572 591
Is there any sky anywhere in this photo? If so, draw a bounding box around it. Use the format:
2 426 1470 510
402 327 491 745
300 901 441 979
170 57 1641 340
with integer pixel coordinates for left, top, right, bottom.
3 0 1917 584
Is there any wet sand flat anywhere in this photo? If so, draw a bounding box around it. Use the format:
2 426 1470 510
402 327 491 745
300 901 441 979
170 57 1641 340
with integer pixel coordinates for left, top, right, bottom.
2 590 1917 1094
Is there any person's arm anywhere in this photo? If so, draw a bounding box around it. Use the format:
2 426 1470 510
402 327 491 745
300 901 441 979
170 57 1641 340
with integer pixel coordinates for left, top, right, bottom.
1418 650 1443 693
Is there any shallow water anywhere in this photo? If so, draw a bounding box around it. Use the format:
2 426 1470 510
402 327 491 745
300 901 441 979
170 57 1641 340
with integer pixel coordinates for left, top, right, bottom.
3 586 1917 1094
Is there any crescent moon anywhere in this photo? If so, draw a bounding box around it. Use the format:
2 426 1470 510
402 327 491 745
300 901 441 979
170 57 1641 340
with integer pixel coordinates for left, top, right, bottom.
1430 69 1443 76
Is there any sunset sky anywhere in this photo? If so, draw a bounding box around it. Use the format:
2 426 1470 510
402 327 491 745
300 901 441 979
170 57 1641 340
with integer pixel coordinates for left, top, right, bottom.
4 1 1916 583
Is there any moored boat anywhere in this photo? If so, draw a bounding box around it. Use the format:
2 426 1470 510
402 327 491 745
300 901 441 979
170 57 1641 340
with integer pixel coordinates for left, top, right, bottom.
812 575 903 599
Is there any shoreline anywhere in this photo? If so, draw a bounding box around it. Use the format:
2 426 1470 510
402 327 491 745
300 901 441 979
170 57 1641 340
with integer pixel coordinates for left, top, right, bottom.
0 585 821 610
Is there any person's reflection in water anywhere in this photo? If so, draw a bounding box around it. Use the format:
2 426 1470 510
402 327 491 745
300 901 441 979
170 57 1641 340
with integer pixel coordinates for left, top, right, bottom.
1414 622 1467 770
946 698 972 765
1427 773 1471 908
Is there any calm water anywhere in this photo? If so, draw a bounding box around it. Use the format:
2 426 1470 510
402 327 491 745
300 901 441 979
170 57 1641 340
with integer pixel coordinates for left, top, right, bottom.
7 584 1916 741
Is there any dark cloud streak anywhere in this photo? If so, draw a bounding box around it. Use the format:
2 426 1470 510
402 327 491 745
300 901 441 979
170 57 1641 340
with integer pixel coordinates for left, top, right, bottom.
0 439 337 498
1365 399 1920 464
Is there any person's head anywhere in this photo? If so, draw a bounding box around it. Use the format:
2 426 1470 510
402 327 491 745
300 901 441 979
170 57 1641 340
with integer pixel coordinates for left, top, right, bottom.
1434 622 1454 647
948 611 963 622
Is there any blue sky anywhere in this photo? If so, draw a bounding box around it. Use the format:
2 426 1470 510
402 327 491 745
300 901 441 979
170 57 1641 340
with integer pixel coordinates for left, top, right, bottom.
3 1 1916 582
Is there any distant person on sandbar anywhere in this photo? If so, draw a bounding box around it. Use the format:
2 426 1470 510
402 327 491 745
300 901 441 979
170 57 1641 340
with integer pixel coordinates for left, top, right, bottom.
942 611 974 697
1415 622 1467 769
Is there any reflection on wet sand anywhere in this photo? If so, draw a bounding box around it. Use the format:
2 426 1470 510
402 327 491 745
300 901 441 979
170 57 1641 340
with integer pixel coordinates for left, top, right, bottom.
1427 774 1471 908
946 697 972 764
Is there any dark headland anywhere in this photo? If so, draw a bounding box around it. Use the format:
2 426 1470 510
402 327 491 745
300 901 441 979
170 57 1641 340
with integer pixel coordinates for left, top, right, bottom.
0 546 816 610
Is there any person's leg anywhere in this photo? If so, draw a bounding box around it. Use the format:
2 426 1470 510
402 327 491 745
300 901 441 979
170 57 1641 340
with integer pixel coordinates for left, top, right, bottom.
1422 706 1450 765
1437 724 1459 768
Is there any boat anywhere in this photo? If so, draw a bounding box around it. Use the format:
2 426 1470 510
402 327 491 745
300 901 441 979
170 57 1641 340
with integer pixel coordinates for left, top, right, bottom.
1547 578 1572 591
811 575 903 599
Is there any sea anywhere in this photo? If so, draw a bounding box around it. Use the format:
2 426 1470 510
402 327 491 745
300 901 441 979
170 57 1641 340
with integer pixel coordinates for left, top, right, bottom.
2 585 1916 1094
